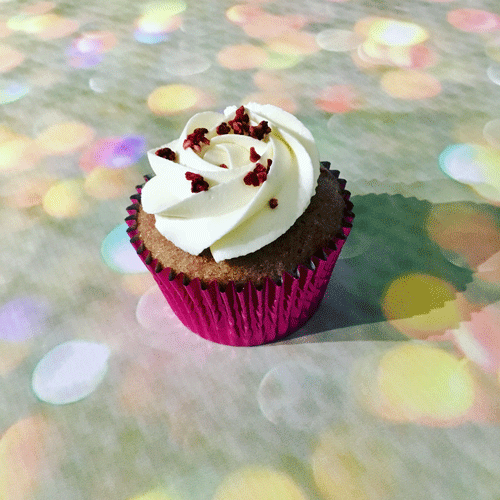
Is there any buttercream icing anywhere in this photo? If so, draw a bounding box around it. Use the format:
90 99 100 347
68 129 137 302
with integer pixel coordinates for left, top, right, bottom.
141 102 320 262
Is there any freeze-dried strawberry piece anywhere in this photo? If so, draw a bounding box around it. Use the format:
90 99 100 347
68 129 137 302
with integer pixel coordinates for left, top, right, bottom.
185 171 209 192
249 147 260 162
244 162 267 186
155 147 176 161
183 128 210 152
244 171 259 186
249 120 271 140
269 198 278 209
216 122 230 135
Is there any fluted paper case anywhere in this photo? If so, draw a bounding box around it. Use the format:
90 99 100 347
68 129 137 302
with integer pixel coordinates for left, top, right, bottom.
126 165 354 346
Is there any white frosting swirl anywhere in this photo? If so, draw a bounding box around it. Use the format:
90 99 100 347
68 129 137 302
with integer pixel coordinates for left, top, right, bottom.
141 102 320 262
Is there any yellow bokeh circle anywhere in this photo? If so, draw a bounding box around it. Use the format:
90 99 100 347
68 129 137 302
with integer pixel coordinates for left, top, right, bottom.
382 273 465 337
42 179 87 218
147 84 201 115
368 19 429 47
382 273 455 320
217 44 268 70
380 69 441 99
36 122 94 155
129 487 179 500
378 344 475 420
84 167 127 199
142 0 187 17
0 137 38 171
311 427 395 500
213 467 306 500
266 31 319 56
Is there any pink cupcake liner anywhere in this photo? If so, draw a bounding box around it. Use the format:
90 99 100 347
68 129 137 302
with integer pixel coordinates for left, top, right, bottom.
125 166 354 346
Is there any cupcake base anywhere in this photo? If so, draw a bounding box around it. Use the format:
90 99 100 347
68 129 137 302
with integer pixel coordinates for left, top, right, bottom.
126 166 354 346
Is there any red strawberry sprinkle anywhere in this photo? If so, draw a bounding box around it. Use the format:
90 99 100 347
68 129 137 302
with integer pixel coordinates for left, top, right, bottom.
249 120 271 140
155 147 176 161
231 120 249 135
243 171 259 187
183 128 210 152
244 162 268 186
191 179 209 192
254 163 266 173
228 106 251 135
216 122 230 135
185 172 203 181
185 171 209 192
269 198 278 209
249 147 260 162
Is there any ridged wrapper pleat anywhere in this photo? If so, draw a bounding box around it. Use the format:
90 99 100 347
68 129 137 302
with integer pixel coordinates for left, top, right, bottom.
126 166 354 346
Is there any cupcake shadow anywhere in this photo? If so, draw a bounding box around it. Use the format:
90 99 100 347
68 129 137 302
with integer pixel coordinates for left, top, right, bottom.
280 193 479 344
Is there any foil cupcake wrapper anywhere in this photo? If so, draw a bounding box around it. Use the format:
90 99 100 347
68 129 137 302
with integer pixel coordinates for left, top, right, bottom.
126 164 354 346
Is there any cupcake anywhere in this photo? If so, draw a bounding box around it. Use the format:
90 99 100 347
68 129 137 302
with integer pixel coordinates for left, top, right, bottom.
126 103 354 346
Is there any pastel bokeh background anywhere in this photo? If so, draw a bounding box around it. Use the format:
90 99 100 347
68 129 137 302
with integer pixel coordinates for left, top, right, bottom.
2 0 500 498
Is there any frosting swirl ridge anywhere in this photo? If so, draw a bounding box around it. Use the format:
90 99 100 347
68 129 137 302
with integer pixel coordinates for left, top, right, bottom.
141 102 320 262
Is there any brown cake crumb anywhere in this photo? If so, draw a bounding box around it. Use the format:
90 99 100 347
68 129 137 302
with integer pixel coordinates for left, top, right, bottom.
269 198 278 209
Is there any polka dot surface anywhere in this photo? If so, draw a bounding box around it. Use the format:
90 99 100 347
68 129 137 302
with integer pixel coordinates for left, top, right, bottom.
133 29 170 44
451 305 500 373
36 121 94 154
447 8 500 33
257 362 330 429
439 143 500 202
486 64 500 85
380 69 441 99
163 51 211 76
368 19 429 47
3 0 500 496
101 223 147 273
483 118 500 147
22 14 79 39
377 344 475 420
213 467 306 500
315 84 363 113
142 0 187 18
0 79 29 103
426 202 500 270
22 1 56 15
266 30 319 55
0 45 24 72
316 29 363 52
260 50 302 70
32 340 110 404
0 296 51 341
129 488 180 500
217 44 268 69
84 167 128 199
382 273 467 339
147 84 206 115
485 35 500 62
0 417 52 499
312 426 396 500
42 179 87 218
0 136 38 171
